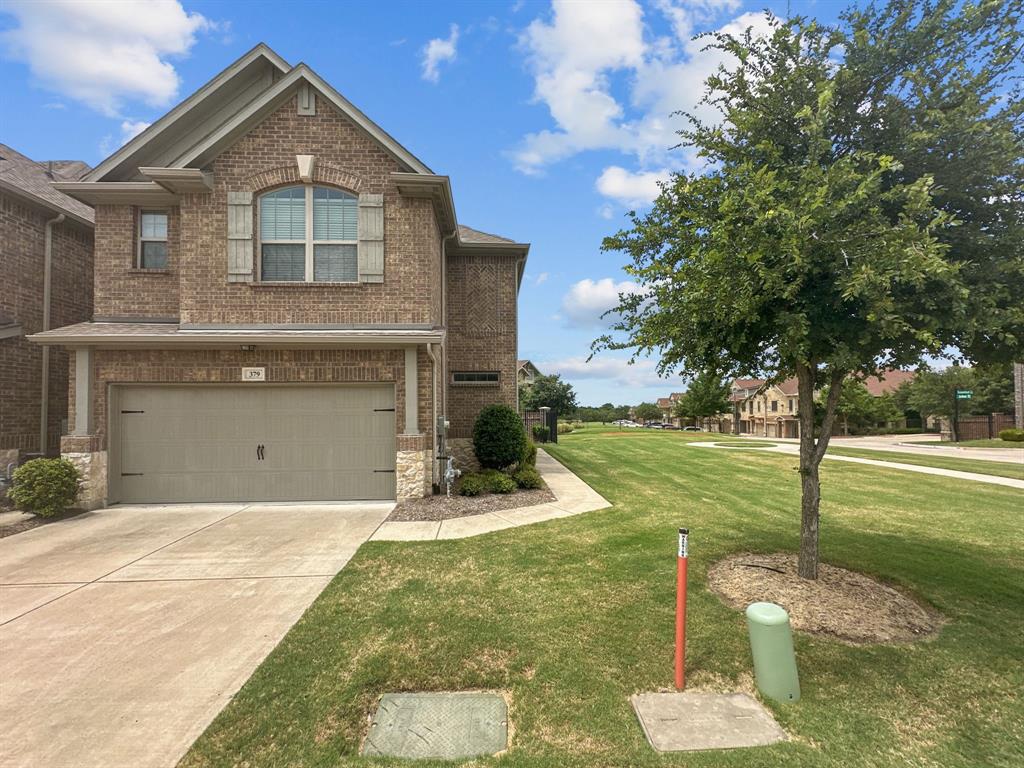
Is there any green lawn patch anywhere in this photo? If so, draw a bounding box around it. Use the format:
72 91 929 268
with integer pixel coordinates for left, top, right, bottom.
181 430 1024 768
827 447 1024 480
905 438 1024 449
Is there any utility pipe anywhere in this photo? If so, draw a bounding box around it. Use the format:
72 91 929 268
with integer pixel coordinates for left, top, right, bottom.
40 213 65 454
425 342 441 487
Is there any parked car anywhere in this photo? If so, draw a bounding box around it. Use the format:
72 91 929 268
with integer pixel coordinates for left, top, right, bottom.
682 426 701 432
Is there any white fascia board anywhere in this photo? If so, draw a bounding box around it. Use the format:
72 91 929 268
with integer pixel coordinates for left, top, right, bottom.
85 44 290 182
52 181 179 206
175 65 433 175
138 167 214 193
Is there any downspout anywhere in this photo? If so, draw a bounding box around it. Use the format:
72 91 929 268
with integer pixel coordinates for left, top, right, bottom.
40 213 65 454
440 229 456 421
426 342 441 488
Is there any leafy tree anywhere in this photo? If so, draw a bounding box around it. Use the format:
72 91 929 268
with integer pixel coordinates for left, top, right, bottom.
896 364 1015 420
674 372 732 429
634 402 663 422
519 374 578 416
596 2 1024 579
817 380 900 434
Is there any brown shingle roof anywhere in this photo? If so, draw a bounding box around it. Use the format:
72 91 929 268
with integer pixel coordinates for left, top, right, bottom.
0 143 94 224
863 369 915 396
458 224 515 244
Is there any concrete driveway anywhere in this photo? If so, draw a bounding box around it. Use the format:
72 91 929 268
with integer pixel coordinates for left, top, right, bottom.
0 502 392 768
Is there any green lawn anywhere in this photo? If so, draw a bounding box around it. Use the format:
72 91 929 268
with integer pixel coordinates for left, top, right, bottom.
826 447 1024 480
181 428 1024 768
906 438 1024 449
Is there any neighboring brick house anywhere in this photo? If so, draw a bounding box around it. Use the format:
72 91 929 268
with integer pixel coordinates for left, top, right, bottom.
656 393 684 426
0 144 94 468
30 44 527 507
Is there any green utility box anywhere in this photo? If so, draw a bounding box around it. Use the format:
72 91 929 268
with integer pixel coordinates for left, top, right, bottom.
746 602 800 703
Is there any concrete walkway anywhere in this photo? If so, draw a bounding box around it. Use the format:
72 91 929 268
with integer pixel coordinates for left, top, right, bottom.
0 502 392 768
731 432 1023 464
689 441 1024 490
371 449 612 541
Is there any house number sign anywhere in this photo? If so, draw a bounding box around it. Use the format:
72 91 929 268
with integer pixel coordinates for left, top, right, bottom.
242 367 266 382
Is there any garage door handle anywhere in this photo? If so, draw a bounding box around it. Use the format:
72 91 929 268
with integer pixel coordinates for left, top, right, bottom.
256 444 264 461
374 469 395 473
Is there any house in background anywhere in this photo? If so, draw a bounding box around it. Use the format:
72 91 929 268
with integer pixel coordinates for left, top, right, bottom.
656 392 684 426
0 144 94 469
30 44 527 508
517 359 541 386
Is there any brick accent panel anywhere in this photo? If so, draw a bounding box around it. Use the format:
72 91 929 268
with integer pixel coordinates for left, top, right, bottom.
93 204 180 319
0 191 93 454
175 95 442 326
445 252 519 438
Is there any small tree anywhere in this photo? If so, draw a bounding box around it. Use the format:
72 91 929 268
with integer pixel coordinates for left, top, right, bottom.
818 380 900 435
597 2 1024 579
674 372 732 429
634 402 663 423
520 374 578 416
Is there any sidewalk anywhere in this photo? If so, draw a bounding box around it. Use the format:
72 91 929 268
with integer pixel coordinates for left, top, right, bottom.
689 441 1024 490
371 449 611 541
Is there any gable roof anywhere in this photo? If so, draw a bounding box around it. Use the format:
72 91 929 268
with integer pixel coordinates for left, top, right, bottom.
0 143 93 225
460 225 515 244
87 44 432 180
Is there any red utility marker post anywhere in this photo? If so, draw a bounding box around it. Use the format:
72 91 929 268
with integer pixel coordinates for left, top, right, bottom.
675 527 688 690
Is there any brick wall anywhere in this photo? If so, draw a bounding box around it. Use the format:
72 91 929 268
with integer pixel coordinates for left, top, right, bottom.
445 251 519 438
93 204 180 319
73 347 434 451
0 191 93 454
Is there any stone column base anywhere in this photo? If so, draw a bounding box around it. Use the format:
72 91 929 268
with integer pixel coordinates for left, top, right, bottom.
396 447 431 500
61 435 106 510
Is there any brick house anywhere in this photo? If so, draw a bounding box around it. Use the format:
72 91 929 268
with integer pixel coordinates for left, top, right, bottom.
1 144 94 469
517 359 541 386
30 44 528 507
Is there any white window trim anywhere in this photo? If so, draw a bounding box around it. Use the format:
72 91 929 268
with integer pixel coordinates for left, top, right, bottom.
257 185 358 283
137 209 169 268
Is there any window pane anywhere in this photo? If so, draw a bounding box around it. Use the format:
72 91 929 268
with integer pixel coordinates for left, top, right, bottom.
313 187 357 240
313 244 357 282
261 243 305 281
140 212 167 239
260 187 305 240
140 241 167 268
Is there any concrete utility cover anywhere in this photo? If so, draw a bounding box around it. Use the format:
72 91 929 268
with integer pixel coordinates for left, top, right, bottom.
362 692 508 759
632 692 786 752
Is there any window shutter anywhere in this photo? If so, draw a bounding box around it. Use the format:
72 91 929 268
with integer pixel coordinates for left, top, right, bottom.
357 193 384 283
227 190 254 283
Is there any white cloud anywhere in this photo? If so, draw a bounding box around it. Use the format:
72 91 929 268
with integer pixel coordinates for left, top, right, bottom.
542 354 668 389
598 203 615 220
535 271 549 285
512 1 776 192
1 0 214 117
120 119 151 142
596 166 670 206
561 277 642 328
421 24 459 83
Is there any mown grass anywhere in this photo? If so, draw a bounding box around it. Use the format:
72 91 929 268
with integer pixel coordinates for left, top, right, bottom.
181 427 1024 768
827 446 1024 480
905 438 1024 449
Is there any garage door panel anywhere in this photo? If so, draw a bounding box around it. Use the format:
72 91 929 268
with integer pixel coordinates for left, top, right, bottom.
113 385 396 503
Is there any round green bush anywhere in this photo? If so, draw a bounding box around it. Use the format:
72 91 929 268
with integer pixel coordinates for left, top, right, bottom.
998 428 1024 442
472 404 529 469
489 473 517 494
513 467 543 490
458 474 488 497
9 457 80 518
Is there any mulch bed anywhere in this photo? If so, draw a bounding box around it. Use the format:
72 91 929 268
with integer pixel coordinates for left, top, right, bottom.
388 487 556 522
707 552 945 645
0 508 87 538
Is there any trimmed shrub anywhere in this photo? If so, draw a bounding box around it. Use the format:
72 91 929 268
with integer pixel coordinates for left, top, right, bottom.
557 422 574 435
532 424 550 443
998 428 1024 442
513 467 543 490
9 458 80 518
458 474 488 497
489 473 517 494
473 404 529 469
521 440 537 469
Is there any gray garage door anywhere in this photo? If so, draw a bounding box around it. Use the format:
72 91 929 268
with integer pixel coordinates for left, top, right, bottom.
110 385 396 503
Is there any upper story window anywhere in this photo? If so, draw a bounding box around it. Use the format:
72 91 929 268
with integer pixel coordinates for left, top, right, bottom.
138 210 168 268
771 400 778 412
259 185 357 282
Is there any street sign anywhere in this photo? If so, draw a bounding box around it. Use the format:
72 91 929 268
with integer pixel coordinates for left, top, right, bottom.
955 390 973 400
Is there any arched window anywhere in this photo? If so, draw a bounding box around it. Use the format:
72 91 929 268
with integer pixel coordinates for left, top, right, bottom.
259 185 358 282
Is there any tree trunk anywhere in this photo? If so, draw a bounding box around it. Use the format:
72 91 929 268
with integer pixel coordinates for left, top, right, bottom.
795 363 845 580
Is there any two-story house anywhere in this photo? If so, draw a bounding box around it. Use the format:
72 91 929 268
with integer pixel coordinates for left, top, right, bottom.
30 44 528 508
728 378 800 437
1 144 94 469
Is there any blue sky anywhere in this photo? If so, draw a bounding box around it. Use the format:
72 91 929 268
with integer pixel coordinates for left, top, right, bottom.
0 0 852 406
